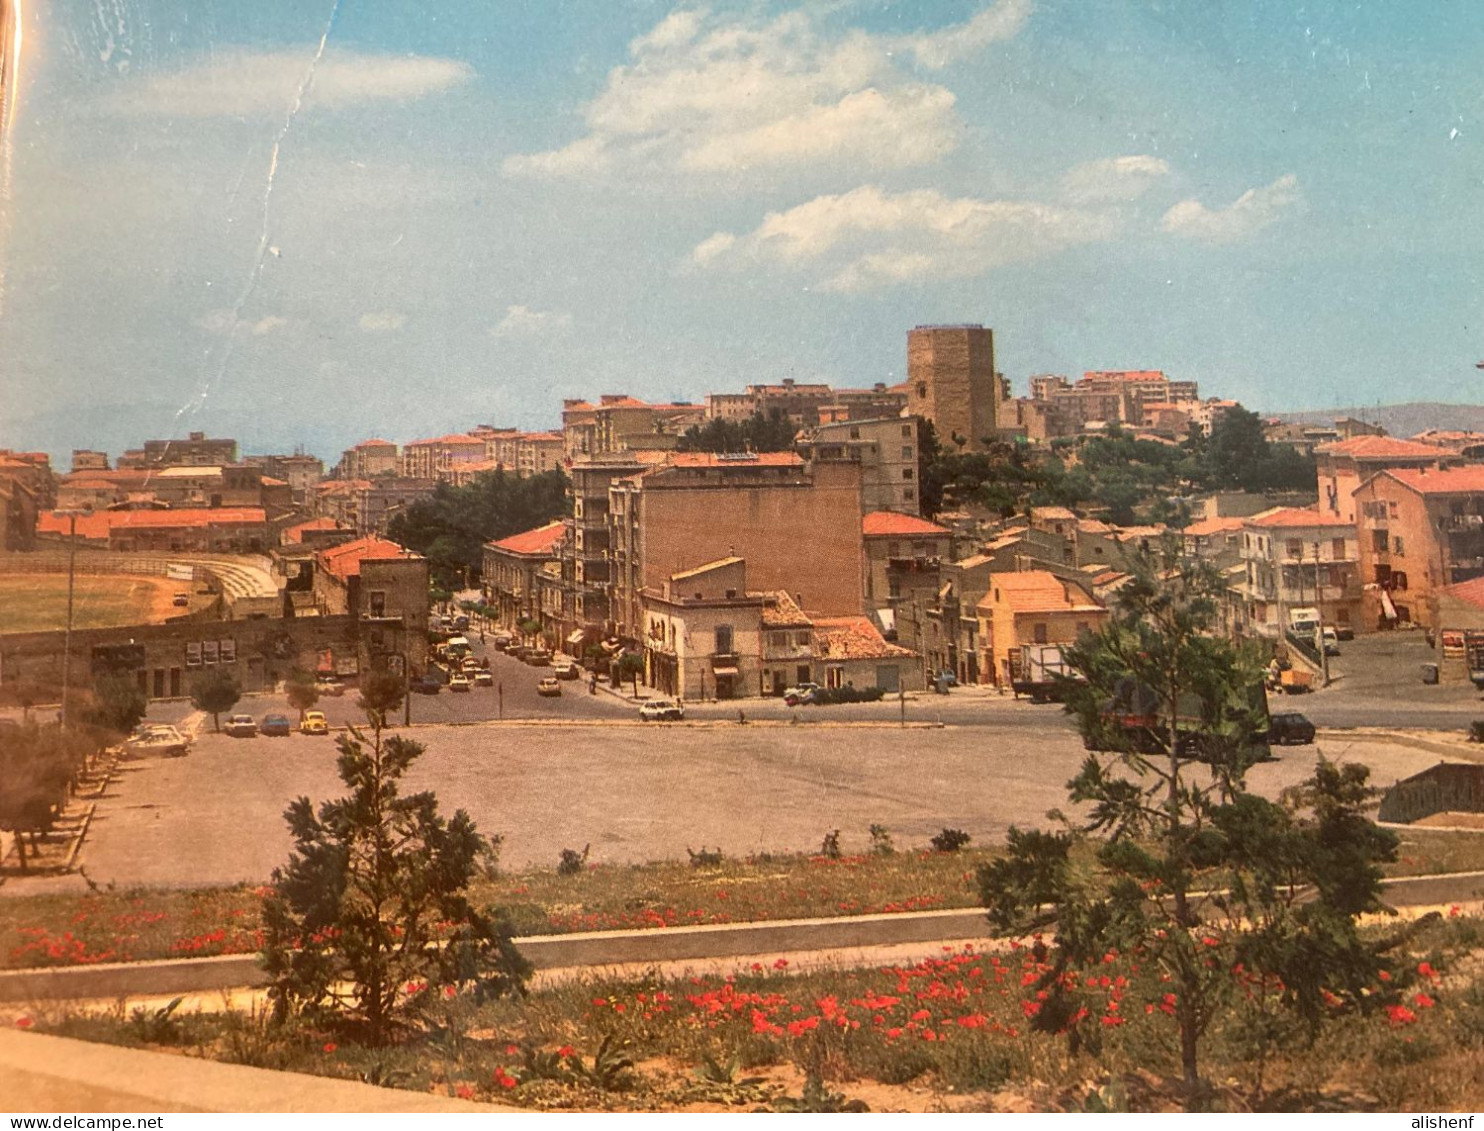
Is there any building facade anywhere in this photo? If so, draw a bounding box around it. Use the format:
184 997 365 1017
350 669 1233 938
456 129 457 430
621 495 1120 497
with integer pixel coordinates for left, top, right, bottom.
1237 507 1362 637
797 417 923 515
906 324 999 452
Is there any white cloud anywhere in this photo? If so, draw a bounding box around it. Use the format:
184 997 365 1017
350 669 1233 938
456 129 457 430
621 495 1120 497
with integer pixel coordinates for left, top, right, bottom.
1061 155 1171 204
358 311 407 332
504 4 1028 180
196 310 288 337
109 49 474 118
491 305 573 338
693 184 1112 292
1161 174 1301 243
896 0 1033 69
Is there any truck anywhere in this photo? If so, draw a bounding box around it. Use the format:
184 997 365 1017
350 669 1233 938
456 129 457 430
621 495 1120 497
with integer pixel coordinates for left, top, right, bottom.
1288 606 1320 635
1084 675 1274 763
1009 644 1080 703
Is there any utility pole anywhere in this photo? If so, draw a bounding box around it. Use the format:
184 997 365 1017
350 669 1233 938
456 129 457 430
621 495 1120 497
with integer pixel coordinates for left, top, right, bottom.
1315 541 1330 687
56 509 91 729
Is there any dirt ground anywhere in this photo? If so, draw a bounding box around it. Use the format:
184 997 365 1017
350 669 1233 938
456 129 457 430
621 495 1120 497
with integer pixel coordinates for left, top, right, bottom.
0 573 182 632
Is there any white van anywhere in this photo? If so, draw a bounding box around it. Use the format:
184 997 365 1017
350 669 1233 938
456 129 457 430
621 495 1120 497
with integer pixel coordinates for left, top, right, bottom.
445 635 471 658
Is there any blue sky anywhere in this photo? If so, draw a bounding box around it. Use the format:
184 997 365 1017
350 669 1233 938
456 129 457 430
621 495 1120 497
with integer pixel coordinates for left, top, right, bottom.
1 0 1481 464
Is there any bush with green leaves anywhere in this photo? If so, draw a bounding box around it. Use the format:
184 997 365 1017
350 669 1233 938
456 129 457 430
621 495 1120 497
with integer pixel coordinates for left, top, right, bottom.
557 844 590 876
190 669 241 732
979 546 1403 1107
930 827 971 853
261 689 529 1044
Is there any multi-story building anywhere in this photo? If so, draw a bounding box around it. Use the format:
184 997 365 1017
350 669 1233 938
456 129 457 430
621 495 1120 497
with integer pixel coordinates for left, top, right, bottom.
482 520 567 636
563 396 704 460
606 453 864 643
1238 507 1362 638
1315 435 1452 522
518 432 567 477
400 433 489 481
312 477 437 535
906 325 999 451
312 534 429 676
117 432 238 469
335 439 400 480
704 380 835 427
0 469 37 551
244 453 324 503
71 450 110 472
797 417 923 515
817 383 909 423
1353 466 1484 630
861 510 953 607
976 571 1107 687
104 507 270 554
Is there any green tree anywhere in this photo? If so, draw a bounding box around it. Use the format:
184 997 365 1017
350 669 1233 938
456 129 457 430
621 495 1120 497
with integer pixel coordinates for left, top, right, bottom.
978 548 1399 1106
82 673 147 736
616 652 644 697
190 669 241 733
677 410 799 454
285 669 319 721
0 722 96 872
1203 407 1317 494
261 692 530 1043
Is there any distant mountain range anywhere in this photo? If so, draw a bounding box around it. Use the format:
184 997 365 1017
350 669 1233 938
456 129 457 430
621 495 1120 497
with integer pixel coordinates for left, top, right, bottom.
1275 402 1484 437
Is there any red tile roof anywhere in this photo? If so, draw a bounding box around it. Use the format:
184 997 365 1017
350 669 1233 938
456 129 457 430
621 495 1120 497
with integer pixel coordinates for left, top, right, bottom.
1246 507 1353 529
862 511 951 537
1442 576 1484 611
978 570 1102 614
661 452 805 468
1384 466 1484 496
1318 435 1447 460
406 433 486 448
1183 516 1246 537
318 534 420 581
486 520 566 556
36 510 117 540
110 507 267 530
761 590 812 627
282 517 342 543
812 615 915 660
352 438 396 449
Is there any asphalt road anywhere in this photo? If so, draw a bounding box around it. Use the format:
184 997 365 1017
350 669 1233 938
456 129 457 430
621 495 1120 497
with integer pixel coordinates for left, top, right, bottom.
1284 630 1484 731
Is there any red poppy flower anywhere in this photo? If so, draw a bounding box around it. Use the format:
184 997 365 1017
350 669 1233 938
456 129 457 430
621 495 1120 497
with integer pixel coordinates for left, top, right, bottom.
323 1042 338 1053
1386 1004 1417 1026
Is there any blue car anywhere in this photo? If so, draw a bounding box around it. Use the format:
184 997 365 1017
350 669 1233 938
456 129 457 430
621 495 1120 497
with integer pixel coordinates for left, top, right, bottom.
260 714 293 737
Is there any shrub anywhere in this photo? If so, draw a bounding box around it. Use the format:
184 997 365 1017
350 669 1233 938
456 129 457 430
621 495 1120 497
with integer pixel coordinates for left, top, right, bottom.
261 704 529 1044
868 824 894 856
820 830 841 859
558 845 590 876
808 686 886 706
687 846 724 868
930 828 971 853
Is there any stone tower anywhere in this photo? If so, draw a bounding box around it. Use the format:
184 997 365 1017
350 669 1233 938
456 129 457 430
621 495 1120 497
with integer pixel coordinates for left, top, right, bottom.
906 324 998 452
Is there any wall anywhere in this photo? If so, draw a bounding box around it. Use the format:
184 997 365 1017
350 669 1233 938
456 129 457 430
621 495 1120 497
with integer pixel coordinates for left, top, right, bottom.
907 326 998 452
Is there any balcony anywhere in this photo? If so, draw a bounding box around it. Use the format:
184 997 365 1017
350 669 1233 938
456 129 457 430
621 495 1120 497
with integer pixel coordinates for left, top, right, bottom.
1441 513 1484 533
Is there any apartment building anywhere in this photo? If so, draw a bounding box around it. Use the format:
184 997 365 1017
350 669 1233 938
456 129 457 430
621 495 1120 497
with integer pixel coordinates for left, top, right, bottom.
817 383 909 423
335 439 399 480
482 520 568 637
1315 435 1452 522
606 453 864 644
1353 466 1484 631
562 395 703 459
1238 507 1361 637
117 432 238 469
796 417 923 515
861 510 953 606
312 477 436 535
312 534 429 675
400 433 489 481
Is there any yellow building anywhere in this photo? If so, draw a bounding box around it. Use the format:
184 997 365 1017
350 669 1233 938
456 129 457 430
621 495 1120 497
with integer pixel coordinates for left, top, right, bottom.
976 570 1107 687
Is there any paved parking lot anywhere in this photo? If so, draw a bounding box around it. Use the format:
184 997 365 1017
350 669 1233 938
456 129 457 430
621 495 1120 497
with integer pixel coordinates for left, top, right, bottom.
52 711 1449 890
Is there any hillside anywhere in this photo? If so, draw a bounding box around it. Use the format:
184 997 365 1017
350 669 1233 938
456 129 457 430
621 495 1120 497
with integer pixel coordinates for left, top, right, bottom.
1278 401 1484 437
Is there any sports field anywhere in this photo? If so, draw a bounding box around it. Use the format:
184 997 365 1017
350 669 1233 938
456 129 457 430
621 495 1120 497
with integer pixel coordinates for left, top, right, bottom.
0 573 181 633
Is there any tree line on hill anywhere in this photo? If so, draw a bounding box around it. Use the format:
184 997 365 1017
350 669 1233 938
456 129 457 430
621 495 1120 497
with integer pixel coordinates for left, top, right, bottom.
921 406 1317 524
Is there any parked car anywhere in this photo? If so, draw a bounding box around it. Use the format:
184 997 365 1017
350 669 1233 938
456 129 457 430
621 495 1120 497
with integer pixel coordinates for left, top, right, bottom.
473 669 494 687
1267 712 1316 746
462 657 482 674
411 674 442 695
936 670 959 688
553 661 579 680
782 682 822 706
125 724 190 758
537 676 562 697
1334 623 1356 641
300 711 329 736
639 698 685 722
1321 627 1341 657
315 676 345 697
171 592 190 607
453 614 470 631
448 673 472 692
224 714 258 738
525 650 553 667
260 714 293 737
492 634 512 651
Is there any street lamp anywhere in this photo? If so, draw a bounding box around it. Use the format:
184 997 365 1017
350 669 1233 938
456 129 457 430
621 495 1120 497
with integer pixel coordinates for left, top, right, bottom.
53 508 93 729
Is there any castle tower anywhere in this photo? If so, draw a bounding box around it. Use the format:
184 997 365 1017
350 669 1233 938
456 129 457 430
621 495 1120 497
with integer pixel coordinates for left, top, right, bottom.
906 324 998 452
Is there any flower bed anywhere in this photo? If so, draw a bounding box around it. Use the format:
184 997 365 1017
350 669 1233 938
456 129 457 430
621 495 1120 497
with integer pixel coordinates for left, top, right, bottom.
1 849 998 970
12 915 1483 1111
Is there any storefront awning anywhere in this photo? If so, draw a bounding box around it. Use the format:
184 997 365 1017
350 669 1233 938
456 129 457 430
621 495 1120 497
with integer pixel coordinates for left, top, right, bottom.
567 630 586 646
1380 589 1397 620
711 666 740 677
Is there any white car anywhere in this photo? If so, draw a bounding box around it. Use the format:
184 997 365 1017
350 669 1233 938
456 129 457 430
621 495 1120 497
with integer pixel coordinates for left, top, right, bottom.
639 698 685 722
223 714 258 738
448 673 471 692
125 724 190 758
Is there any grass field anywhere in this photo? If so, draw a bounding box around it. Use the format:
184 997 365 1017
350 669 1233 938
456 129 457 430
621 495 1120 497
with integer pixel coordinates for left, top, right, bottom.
0 572 177 633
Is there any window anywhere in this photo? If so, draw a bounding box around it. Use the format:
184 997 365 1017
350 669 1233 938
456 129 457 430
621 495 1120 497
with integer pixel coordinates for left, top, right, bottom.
185 642 202 668
202 641 219 666
915 383 927 397
1372 530 1389 554
715 624 733 654
901 424 913 438
1332 537 1346 559
771 631 788 649
1393 536 1405 556
797 665 811 683
902 468 914 480
1286 539 1303 558
902 446 914 458
369 590 386 617
219 640 236 664
849 427 860 439
903 487 915 500
1032 623 1048 644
